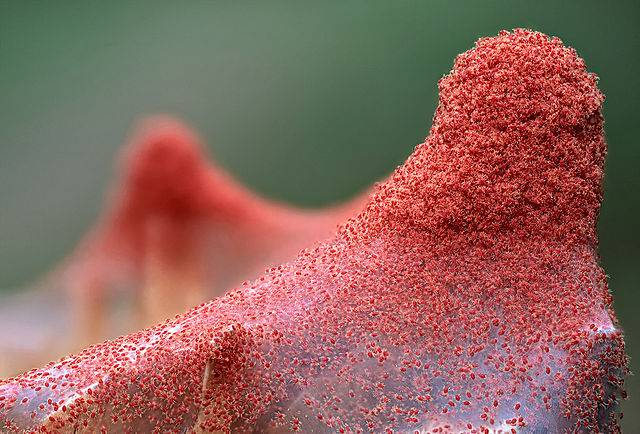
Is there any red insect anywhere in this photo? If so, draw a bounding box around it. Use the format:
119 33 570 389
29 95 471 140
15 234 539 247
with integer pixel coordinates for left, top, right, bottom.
0 29 627 433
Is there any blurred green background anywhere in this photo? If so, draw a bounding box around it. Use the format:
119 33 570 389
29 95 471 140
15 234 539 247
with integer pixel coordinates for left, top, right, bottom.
1 0 638 428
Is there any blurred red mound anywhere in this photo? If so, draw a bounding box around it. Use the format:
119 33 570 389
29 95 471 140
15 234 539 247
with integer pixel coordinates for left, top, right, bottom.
0 30 627 433
0 116 368 376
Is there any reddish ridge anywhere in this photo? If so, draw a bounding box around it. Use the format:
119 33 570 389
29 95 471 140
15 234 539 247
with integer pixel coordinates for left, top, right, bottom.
0 30 627 433
0 116 367 375
65 116 365 331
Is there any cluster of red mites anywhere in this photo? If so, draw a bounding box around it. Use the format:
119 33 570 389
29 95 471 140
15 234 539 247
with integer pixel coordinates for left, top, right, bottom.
77 115 364 303
0 29 628 433
0 115 366 377
46 117 366 350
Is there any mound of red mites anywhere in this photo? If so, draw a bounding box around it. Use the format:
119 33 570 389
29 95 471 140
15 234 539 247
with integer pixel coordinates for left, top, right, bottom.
63 116 364 338
0 29 627 433
0 117 366 377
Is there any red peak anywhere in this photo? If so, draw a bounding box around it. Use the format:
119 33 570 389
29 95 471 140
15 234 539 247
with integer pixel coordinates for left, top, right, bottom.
0 115 371 376
365 29 606 246
118 116 210 220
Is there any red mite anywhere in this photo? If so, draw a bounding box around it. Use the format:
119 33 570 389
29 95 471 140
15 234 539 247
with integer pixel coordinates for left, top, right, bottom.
0 29 628 433
0 116 368 375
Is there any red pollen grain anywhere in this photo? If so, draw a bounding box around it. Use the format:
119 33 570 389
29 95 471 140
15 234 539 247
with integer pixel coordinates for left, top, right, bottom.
0 29 628 433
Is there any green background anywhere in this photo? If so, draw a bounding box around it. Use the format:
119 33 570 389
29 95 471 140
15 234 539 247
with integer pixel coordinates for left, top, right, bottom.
1 0 638 428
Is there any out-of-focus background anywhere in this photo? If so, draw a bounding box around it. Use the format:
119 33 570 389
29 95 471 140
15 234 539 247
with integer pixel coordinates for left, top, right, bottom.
1 0 638 428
